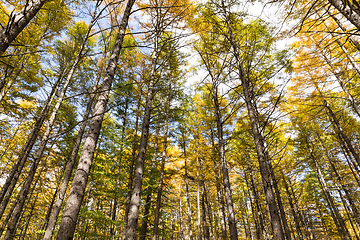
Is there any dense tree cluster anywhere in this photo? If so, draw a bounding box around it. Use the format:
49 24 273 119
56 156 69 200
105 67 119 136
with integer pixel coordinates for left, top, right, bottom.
1 0 360 239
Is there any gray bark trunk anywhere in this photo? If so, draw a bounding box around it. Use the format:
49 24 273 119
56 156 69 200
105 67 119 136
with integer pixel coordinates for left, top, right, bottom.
179 182 184 240
139 115 161 240
327 0 360 30
244 169 262 240
221 2 284 237
152 95 170 240
4 49 80 238
124 90 142 224
43 61 102 240
122 26 158 239
42 10 103 239
0 0 48 54
306 137 351 240
55 0 136 237
324 100 360 166
210 128 228 240
0 72 62 220
212 82 238 240
282 174 304 240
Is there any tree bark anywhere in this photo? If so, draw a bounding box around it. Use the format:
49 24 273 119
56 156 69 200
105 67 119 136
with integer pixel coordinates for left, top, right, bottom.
244 169 262 240
327 0 360 30
210 128 228 240
139 187 153 240
123 89 142 224
139 115 162 240
0 71 62 220
4 44 83 238
152 88 171 240
122 22 158 239
55 0 136 237
282 174 304 240
0 0 48 54
269 163 291 240
43 16 103 240
306 137 351 240
221 2 284 237
324 100 360 166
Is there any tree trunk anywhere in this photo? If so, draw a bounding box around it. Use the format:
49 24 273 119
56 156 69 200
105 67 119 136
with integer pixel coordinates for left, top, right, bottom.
327 0 360 30
0 71 62 220
282 174 304 240
0 0 48 54
211 82 238 240
124 89 142 224
122 23 158 239
196 146 202 240
43 25 103 240
202 186 210 240
269 163 291 240
4 43 84 238
244 169 262 240
139 187 153 240
185 156 194 240
210 127 228 240
55 0 136 238
221 2 284 237
152 89 171 240
179 182 184 240
306 137 351 240
324 100 360 166
317 133 360 231
139 115 162 240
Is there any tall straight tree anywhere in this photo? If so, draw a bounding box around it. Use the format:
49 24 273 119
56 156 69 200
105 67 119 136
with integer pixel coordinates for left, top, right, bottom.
55 0 136 238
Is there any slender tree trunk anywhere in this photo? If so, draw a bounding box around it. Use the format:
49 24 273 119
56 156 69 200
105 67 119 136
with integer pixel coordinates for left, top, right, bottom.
0 0 48 54
306 137 351 240
123 24 158 239
124 89 142 224
221 2 284 237
4 43 85 238
317 133 360 231
184 156 194 240
20 187 41 240
210 128 228 240
43 29 103 240
196 147 202 240
0 72 62 220
244 169 262 240
55 0 136 238
139 187 153 240
324 100 360 166
269 164 291 240
249 167 269 240
139 116 162 240
211 83 238 240
203 183 215 240
241 184 253 240
282 174 304 240
288 177 311 240
202 186 210 240
180 127 194 240
41 171 62 233
152 89 171 240
179 182 184 240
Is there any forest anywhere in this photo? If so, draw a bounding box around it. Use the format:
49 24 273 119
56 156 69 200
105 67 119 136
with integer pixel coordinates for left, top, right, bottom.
1 0 360 239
